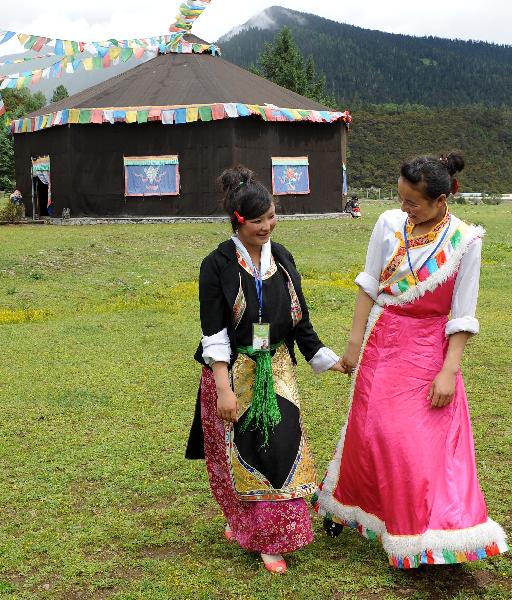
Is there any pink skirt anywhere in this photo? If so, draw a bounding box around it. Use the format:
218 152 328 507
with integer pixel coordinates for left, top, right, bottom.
314 281 508 568
200 368 313 554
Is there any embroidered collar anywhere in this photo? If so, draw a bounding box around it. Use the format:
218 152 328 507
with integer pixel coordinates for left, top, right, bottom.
405 207 451 243
231 235 271 277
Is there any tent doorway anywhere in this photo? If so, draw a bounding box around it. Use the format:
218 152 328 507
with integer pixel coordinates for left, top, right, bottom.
33 177 49 217
31 156 52 219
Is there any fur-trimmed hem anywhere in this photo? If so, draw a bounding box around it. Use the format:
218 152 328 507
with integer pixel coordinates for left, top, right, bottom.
377 224 485 307
312 491 508 567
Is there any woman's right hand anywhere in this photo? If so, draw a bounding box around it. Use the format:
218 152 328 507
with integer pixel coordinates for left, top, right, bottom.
216 388 239 423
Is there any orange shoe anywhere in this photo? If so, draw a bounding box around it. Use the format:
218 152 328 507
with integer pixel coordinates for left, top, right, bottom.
261 553 287 574
224 525 235 542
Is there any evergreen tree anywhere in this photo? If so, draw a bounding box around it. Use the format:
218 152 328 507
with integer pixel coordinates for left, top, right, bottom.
0 89 46 190
251 27 336 107
51 85 69 103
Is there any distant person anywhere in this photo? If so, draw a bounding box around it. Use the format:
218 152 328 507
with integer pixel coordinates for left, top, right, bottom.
9 189 25 218
9 189 22 205
186 165 343 574
313 151 508 568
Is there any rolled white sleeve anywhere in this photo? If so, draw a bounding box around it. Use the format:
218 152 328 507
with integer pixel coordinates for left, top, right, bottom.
446 238 482 336
355 215 385 301
201 328 231 366
308 346 340 374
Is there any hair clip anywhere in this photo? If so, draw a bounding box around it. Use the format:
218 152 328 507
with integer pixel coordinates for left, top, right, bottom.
233 210 245 224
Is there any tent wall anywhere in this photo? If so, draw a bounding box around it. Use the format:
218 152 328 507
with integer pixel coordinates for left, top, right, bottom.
14 118 346 217
14 127 72 218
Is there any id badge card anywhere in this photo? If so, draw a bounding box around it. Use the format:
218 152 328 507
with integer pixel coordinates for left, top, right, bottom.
253 323 270 351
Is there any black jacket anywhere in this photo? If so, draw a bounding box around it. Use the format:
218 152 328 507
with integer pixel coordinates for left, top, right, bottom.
186 239 324 459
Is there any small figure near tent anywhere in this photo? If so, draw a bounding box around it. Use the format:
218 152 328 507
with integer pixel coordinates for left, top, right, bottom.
9 189 23 205
9 189 25 219
344 195 362 218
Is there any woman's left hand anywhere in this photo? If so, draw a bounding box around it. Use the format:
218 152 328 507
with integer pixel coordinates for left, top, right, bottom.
428 369 457 408
329 359 345 373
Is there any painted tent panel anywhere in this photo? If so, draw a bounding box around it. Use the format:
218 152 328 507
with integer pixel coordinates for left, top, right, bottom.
123 155 180 197
271 157 310 195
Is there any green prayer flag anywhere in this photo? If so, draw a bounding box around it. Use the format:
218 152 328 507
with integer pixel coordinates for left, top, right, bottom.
120 48 133 62
198 106 212 122
79 110 91 124
136 110 148 124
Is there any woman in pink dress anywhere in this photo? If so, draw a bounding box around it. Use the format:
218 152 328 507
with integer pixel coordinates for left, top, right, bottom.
313 152 508 568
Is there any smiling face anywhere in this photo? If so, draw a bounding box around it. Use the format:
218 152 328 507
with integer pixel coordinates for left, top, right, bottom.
236 202 277 249
397 177 446 225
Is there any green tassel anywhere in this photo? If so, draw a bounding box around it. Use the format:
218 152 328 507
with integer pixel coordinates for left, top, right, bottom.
237 341 283 447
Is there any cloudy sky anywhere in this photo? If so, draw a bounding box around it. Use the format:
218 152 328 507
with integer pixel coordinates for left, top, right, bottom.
1 0 510 55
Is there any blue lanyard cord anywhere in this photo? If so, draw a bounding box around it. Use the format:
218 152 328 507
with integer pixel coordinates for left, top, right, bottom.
403 215 452 284
253 267 263 322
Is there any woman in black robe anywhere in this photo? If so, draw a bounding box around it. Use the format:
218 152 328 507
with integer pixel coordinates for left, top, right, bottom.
186 165 342 573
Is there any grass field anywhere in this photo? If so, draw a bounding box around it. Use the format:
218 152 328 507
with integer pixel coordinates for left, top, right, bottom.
0 203 510 600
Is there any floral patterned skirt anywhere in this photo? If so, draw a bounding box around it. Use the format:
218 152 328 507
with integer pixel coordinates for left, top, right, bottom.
200 367 313 554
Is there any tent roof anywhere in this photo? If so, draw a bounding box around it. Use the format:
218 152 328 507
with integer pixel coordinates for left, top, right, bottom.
28 47 332 118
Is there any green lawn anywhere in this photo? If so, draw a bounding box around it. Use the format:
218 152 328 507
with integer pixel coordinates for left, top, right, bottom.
0 203 510 599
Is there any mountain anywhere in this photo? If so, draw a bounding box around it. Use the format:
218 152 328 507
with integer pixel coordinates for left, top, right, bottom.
218 6 512 108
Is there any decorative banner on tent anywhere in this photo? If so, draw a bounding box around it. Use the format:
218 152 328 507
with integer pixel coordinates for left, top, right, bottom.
0 52 59 67
342 162 348 195
123 155 180 197
31 156 52 207
170 0 213 33
11 104 352 134
271 157 310 195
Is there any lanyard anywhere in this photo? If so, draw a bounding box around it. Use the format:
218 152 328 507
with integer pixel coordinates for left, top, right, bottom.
252 266 263 323
403 215 451 284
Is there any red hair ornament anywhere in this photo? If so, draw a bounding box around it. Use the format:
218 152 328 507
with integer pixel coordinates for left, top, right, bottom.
233 210 245 224
452 178 459 195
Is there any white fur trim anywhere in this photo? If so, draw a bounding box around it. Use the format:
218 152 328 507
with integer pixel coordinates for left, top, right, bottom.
377 225 485 307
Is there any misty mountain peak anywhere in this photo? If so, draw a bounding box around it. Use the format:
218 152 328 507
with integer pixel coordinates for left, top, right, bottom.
220 6 306 42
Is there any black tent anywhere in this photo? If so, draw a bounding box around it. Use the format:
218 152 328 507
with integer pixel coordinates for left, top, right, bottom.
12 37 350 218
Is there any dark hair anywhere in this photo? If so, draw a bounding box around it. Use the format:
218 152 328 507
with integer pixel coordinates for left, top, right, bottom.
219 165 274 232
400 151 465 201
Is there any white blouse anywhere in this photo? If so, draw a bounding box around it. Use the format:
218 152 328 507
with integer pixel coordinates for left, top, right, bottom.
355 209 482 336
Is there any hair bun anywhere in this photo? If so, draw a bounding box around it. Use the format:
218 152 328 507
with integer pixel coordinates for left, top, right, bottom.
445 151 465 176
219 165 256 195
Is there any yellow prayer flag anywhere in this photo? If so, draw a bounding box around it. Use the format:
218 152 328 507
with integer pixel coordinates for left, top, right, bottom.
186 106 199 122
83 58 93 71
41 115 49 128
69 109 81 124
64 40 74 56
16 77 25 89
289 109 303 120
109 47 121 60
17 33 30 45
125 111 137 123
